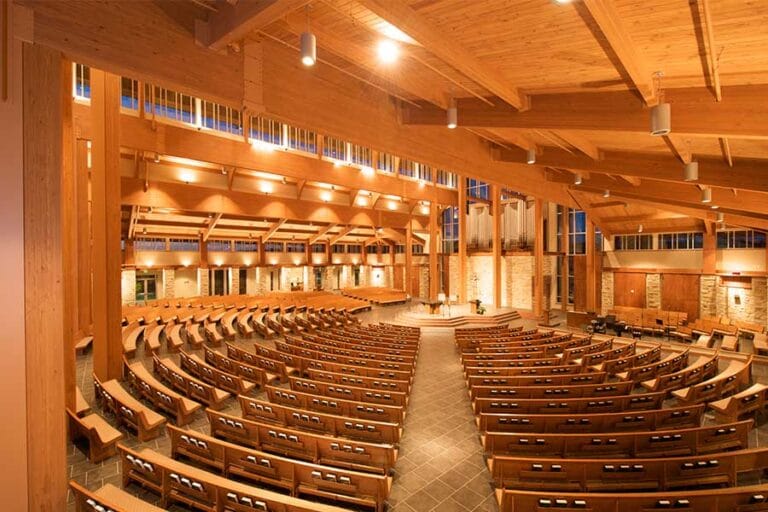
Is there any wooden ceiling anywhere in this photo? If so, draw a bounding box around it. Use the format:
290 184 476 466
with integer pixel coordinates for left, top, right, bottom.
19 0 768 236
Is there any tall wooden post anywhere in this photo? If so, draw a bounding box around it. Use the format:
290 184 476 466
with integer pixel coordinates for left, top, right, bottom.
492 184 502 308
76 139 92 333
458 177 467 303
91 69 123 380
703 223 716 274
428 201 439 300
534 198 545 318
201 233 210 268
586 216 597 311
405 220 413 296
561 205 569 311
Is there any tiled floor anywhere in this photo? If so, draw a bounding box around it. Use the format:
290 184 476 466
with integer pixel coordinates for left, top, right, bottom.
68 304 768 511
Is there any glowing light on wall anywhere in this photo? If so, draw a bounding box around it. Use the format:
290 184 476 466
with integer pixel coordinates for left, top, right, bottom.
377 39 399 64
251 140 275 152
320 191 332 203
215 259 223 267
181 259 191 267
179 170 195 184
243 258 252 266
387 201 398 210
361 166 375 177
260 181 274 194
357 196 369 207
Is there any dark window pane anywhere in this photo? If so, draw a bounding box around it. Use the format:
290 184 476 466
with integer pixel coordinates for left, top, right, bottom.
754 232 767 248
735 231 748 248
717 232 728 249
693 233 704 249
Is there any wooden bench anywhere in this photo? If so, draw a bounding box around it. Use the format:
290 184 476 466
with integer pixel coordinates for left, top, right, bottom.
221 310 238 341
465 364 589 378
67 408 123 463
463 355 561 368
495 485 768 512
614 349 689 382
145 323 164 355
227 343 292 382
721 334 740 352
301 333 419 359
468 372 608 388
289 376 408 407
207 409 397 475
239 395 401 445
276 341 415 375
254 311 275 339
167 323 185 352
488 448 768 492
694 334 715 348
179 350 257 395
121 322 144 357
590 345 661 374
123 359 202 425
672 357 752 404
641 353 719 393
74 335 93 355
168 425 392 512
754 333 768 356
710 383 768 422
469 381 634 401
480 420 752 458
93 374 166 441
305 368 411 394
284 337 417 367
479 403 704 435
203 346 270 388
75 385 91 416
118 444 351 512
472 392 665 415
70 480 165 512
204 319 224 346
153 356 231 410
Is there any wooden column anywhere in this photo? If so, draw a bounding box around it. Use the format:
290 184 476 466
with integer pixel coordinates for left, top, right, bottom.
201 233 210 268
457 177 467 303
534 199 545 318
76 140 92 333
703 223 716 274
428 202 439 300
405 220 413 296
91 69 123 380
492 184 502 308
561 205 569 311
586 217 597 311
62 56 77 413
22 42 69 511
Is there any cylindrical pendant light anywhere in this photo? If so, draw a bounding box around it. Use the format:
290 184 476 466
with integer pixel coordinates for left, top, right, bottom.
638 224 643 233
300 31 316 67
650 103 671 136
683 161 699 182
603 190 611 198
447 98 457 129
717 212 724 223
574 173 582 185
701 187 712 203
526 148 536 165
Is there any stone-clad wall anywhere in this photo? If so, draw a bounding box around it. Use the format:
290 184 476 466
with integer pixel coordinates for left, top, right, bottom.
505 255 533 310
646 273 661 309
700 275 717 317
601 272 614 314
715 277 768 324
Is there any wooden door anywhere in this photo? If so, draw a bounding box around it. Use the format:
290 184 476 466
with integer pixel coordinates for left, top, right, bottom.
662 274 700 321
393 265 404 291
410 267 420 298
614 272 646 308
572 256 587 311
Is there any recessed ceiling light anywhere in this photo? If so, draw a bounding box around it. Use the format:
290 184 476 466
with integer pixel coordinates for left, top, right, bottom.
377 39 399 64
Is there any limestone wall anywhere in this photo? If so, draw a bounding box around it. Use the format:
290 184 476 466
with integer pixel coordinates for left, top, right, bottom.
601 272 614 314
121 269 136 305
700 275 717 318
645 273 661 309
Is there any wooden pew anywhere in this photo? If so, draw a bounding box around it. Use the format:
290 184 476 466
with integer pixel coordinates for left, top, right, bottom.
468 372 608 388
721 334 740 352
226 343 292 382
74 335 93 355
641 353 719 393
204 319 224 346
478 404 704 434
221 310 238 341
710 383 768 422
168 425 392 512
301 333 419 358
121 322 144 357
119 444 351 512
481 420 752 458
469 381 634 401
289 376 408 407
591 345 662 374
495 485 768 512
236 308 255 337
465 364 589 378
179 350 257 395
284 336 416 367
615 349 689 382
145 323 164 355
93 374 166 441
672 357 752 404
203 346 270 387
66 408 123 463
462 355 561 368
152 356 231 410
75 385 91 416
123 359 202 425
207 409 397 475
754 333 768 356
305 368 411 394
488 448 768 492
70 480 165 512
276 341 415 375
266 386 405 424
167 323 185 352
473 391 665 415
239 395 401 445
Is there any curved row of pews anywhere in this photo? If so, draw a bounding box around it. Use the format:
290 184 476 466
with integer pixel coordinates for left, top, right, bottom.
456 323 768 512
69 318 421 512
340 287 408 306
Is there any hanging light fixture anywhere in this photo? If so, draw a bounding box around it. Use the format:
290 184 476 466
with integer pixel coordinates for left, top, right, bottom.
683 161 699 182
701 187 712 203
716 212 724 223
300 6 316 67
638 224 643 233
574 173 582 185
650 103 671 136
526 148 536 165
446 98 457 129
603 190 611 198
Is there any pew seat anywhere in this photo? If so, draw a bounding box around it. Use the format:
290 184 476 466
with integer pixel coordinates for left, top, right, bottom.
153 356 231 409
710 383 768 422
70 481 165 512
721 334 739 352
75 385 91 416
67 408 124 463
94 376 166 441
124 360 202 425
754 333 768 356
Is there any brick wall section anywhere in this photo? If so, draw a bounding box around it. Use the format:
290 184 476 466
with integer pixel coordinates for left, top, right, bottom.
646 273 661 309
601 271 614 314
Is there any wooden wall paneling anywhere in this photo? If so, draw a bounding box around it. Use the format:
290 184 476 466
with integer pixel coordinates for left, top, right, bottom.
585 218 597 311
405 221 413 296
561 205 569 311
492 184 502 307
393 264 404 291
61 55 76 413
75 140 92 333
534 199 544 317
429 202 438 300
90 69 123 379
572 255 587 312
458 177 467 303
22 41 68 511
662 273 701 322
613 272 647 308
0 5 29 506
703 226 716 274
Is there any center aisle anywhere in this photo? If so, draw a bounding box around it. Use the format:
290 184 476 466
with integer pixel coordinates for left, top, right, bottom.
386 327 498 512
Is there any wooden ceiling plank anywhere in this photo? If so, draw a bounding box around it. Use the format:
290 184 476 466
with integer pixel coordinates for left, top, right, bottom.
127 205 139 239
262 218 287 242
355 0 525 109
329 225 355 245
581 0 656 104
698 0 722 102
308 223 337 244
198 0 310 50
719 137 733 167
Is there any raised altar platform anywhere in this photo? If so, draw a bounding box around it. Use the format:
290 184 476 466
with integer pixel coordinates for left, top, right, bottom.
392 303 522 328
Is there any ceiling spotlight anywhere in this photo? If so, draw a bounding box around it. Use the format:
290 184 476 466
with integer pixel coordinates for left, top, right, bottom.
526 148 536 165
638 224 643 233
300 32 316 67
282 177 287 184
603 190 611 198
574 173 582 185
710 205 719 210
554 0 573 3
683 161 699 182
153 152 160 163
377 39 399 64
447 98 457 129
717 212 724 223
701 187 712 203
650 103 671 136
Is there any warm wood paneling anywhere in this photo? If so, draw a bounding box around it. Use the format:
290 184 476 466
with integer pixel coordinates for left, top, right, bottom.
614 271 646 308
662 273 701 322
572 255 587 312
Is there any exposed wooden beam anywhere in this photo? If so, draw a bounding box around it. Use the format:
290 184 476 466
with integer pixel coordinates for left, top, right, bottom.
569 190 612 237
309 223 336 244
329 226 355 245
580 0 656 104
551 130 600 160
590 200 628 209
698 0 722 101
401 86 768 139
202 212 223 241
355 0 525 109
227 167 237 190
483 128 536 151
380 227 406 244
127 204 139 239
262 219 287 242
662 134 692 164
719 137 733 167
616 175 641 187
197 0 310 51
